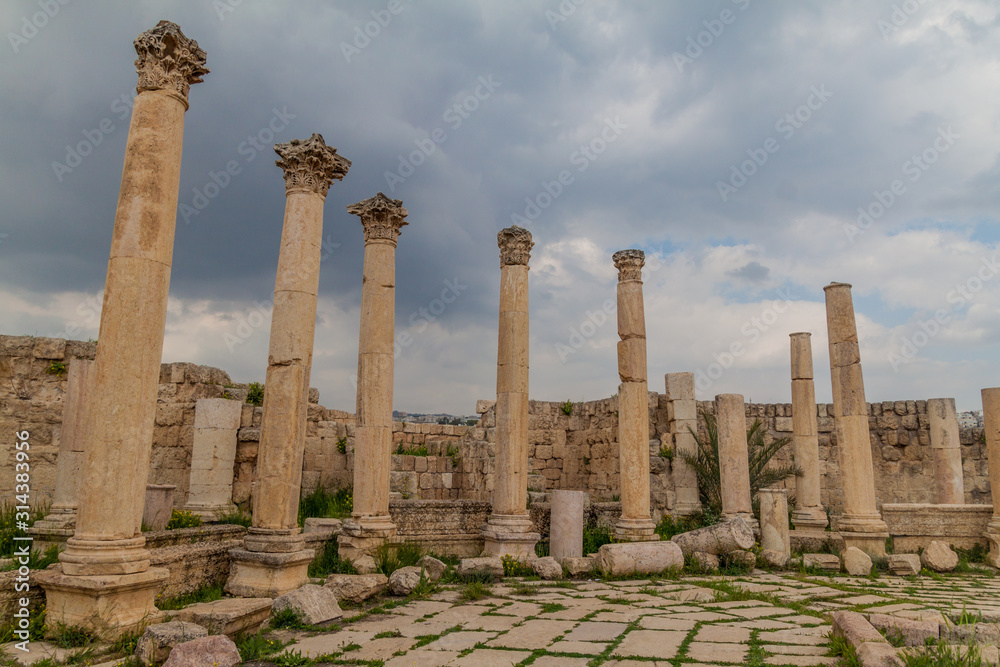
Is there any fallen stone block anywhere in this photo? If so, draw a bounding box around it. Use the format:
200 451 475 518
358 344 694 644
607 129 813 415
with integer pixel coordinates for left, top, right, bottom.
842 546 873 576
457 557 504 579
302 518 342 540
389 566 423 596
832 610 904 666
417 555 446 582
692 551 720 572
174 598 272 637
760 549 787 569
531 556 563 580
561 556 595 577
136 621 208 666
352 554 378 574
596 540 683 577
162 635 241 667
867 613 939 647
888 554 921 576
272 584 342 626
803 553 841 571
724 549 757 569
921 541 958 572
324 573 388 604
670 518 754 556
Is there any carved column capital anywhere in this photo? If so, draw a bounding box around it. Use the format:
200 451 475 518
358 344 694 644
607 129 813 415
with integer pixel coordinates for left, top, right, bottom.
134 21 209 104
497 226 533 266
613 249 644 282
274 134 351 198
347 193 408 245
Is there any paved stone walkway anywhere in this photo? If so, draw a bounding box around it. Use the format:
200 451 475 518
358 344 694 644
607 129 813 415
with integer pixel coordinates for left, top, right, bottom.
269 567 1000 666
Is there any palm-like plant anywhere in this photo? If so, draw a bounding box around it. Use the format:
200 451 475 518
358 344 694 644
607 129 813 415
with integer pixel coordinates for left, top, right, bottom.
684 412 801 517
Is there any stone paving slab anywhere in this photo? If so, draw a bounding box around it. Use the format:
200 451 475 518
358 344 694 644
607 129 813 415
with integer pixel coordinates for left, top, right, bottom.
613 629 686 659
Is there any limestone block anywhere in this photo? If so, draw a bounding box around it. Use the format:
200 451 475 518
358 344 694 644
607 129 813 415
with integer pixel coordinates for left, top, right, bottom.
353 555 378 574
531 556 563 580
302 518 343 540
664 372 694 401
162 635 241 667
324 574 388 603
842 546 873 575
867 613 939 647
272 584 342 626
389 566 423 595
476 399 495 414
920 541 958 572
175 598 273 636
789 333 814 380
888 554 921 576
617 339 646 382
143 485 176 530
803 553 841 571
561 556 595 577
32 337 66 360
194 398 243 430
136 621 208 666
693 551 720 572
456 557 504 579
595 541 683 577
670 518 754 556
725 550 757 569
417 555 446 582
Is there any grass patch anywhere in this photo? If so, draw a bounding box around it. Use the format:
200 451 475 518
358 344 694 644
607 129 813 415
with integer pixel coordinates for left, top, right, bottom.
270 607 310 630
583 522 614 555
156 584 224 611
298 485 353 524
235 631 287 661
501 554 533 577
460 581 492 602
827 634 861 666
373 541 423 576
0 502 49 558
902 639 986 666
165 509 202 530
539 603 567 614
654 510 719 540
308 539 357 578
213 508 252 527
49 624 96 649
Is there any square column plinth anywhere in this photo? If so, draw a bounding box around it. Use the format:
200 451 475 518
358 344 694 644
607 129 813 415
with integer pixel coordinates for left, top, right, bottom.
224 548 314 598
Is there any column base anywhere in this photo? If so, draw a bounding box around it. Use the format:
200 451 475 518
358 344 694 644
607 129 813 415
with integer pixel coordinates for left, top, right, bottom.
224 547 314 598
673 501 703 517
613 517 659 542
59 536 151 576
481 514 540 559
183 502 236 523
337 515 398 562
26 525 74 554
791 506 829 532
35 565 167 638
985 520 1000 568
837 513 889 557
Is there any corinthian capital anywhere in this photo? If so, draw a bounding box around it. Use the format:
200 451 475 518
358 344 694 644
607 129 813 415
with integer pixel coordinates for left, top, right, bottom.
134 21 209 102
274 134 351 198
347 193 408 245
497 226 533 266
613 249 644 282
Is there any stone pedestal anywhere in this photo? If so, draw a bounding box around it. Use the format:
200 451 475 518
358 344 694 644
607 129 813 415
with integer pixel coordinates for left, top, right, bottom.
759 488 790 563
665 372 701 516
982 388 1000 567
227 134 350 596
550 490 587 561
29 359 94 548
788 333 828 531
142 485 176 531
339 194 407 562
37 21 207 635
716 393 758 533
612 250 657 542
824 283 888 557
184 398 243 520
483 227 540 558
928 398 965 505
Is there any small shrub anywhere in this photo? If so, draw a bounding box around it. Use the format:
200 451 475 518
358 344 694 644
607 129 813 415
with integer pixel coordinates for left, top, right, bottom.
336 437 348 454
246 382 264 407
298 485 353 524
460 581 491 601
395 443 429 456
655 511 719 540
270 608 308 630
50 624 95 649
45 361 67 377
658 445 674 460
214 508 252 527
373 542 423 576
308 540 357 577
534 540 550 558
165 510 202 530
561 400 574 416
583 522 614 555
236 631 285 661
501 554 533 577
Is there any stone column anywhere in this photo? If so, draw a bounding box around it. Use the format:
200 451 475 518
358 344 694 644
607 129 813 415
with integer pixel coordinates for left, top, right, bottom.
483 226 540 558
35 21 207 635
789 333 828 531
184 398 244 520
716 393 757 533
613 250 658 542
665 372 701 515
30 360 94 545
982 388 1000 568
759 488 790 567
550 490 587 561
227 134 351 597
338 193 408 561
928 398 965 504
824 282 888 557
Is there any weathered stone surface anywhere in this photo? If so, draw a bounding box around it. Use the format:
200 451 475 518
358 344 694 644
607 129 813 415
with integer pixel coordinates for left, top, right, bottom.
842 546 873 575
725 550 757 569
302 518 342 539
416 555 446 581
389 566 423 595
175 598 273 636
531 556 563 580
920 541 958 572
561 556 595 577
803 553 841 571
162 635 241 667
692 551 720 572
596 540 683 576
353 554 378 574
136 621 208 666
324 573 388 603
272 584 342 626
867 613 938 646
457 557 504 579
671 518 754 556
760 549 788 569
888 554 921 576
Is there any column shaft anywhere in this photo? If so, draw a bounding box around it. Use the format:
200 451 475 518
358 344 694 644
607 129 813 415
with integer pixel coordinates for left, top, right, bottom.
982 388 1000 567
789 333 827 530
928 398 965 504
716 393 756 531
666 372 701 515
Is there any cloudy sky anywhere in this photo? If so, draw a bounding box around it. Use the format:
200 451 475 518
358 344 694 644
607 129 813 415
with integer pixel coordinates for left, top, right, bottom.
2 1 999 415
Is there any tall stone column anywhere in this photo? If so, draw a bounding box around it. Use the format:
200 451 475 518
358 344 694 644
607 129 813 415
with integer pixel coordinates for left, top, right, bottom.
824 282 888 557
716 393 757 533
759 488 790 567
928 398 965 504
338 193 408 561
789 333 828 531
227 134 350 597
982 388 1000 567
613 250 657 542
483 226 540 558
665 372 701 515
35 21 207 635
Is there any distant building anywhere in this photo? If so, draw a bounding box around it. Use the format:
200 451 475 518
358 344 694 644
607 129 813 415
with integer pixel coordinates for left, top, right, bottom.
958 410 983 428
